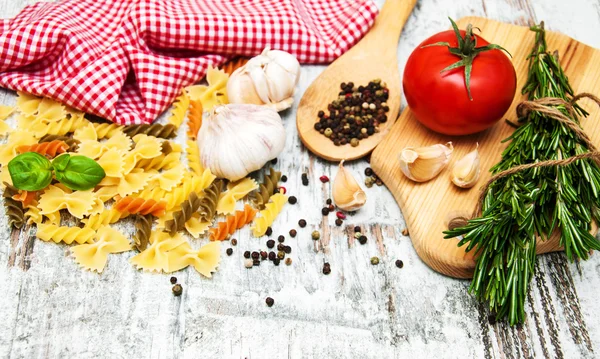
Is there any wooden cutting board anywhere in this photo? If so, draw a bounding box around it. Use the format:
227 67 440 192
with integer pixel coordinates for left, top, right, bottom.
370 17 600 279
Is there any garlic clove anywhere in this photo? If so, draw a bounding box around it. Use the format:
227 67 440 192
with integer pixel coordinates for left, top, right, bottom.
399 142 453 182
451 144 480 188
248 65 273 105
226 71 263 106
333 160 367 211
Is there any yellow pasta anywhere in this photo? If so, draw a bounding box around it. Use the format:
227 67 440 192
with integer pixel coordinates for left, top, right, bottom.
251 192 288 237
132 186 166 202
116 169 155 197
73 122 98 142
93 122 124 139
38 185 97 219
93 185 120 202
167 241 220 277
184 213 211 238
216 177 258 214
36 223 95 245
122 134 162 173
31 113 89 137
16 92 42 116
96 148 126 177
162 169 215 211
71 226 131 273
82 208 128 230
77 131 131 159
130 231 187 272
24 203 61 225
0 105 14 120
0 130 36 166
167 88 189 128
186 139 204 175
157 163 185 191
37 97 66 122
186 67 229 111
136 151 180 171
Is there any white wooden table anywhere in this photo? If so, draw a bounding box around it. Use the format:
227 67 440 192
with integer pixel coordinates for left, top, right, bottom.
1 0 600 358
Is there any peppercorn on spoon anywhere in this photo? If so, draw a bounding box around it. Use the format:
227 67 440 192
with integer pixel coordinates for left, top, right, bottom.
296 0 416 162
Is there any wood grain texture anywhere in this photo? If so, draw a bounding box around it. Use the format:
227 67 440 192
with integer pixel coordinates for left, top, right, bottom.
296 0 416 162
371 17 600 279
1 0 600 358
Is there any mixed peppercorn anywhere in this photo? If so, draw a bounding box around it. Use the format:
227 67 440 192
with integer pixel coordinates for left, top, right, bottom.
315 80 390 147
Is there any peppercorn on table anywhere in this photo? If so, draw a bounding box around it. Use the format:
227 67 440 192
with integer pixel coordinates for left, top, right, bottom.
2 0 600 358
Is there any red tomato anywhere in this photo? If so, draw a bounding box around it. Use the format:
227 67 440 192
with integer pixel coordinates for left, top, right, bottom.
403 29 517 135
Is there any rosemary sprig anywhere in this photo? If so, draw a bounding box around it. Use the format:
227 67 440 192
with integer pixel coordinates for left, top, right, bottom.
444 22 600 325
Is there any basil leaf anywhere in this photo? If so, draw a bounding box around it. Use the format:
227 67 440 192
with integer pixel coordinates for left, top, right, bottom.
7 152 53 191
53 154 105 191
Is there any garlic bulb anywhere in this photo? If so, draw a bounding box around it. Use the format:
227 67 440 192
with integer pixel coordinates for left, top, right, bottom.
197 104 286 181
399 142 453 182
451 144 480 188
333 160 366 211
227 47 300 112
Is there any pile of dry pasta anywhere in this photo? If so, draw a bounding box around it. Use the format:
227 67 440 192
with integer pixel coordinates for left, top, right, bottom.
0 61 288 277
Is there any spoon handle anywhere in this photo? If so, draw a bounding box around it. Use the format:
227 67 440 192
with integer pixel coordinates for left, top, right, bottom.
364 0 417 47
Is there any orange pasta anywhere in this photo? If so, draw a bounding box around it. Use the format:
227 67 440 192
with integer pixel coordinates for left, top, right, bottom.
187 99 203 140
221 57 249 75
209 204 257 241
12 190 37 207
17 140 69 158
114 197 166 217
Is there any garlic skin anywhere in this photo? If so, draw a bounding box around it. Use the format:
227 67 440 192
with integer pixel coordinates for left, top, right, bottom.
333 160 367 211
451 144 480 188
399 142 453 182
197 104 286 181
227 47 300 112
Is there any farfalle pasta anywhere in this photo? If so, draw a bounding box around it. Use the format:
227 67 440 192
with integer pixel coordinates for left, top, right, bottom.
251 192 287 237
130 231 187 272
0 105 14 136
77 131 131 159
0 130 36 166
209 204 257 241
24 203 60 225
156 163 185 191
38 185 97 219
114 196 166 217
122 134 162 173
36 97 67 122
217 177 258 214
116 169 155 197
71 226 131 273
36 223 95 245
167 241 220 277
97 148 126 177
186 67 229 111
16 92 42 116
167 89 189 128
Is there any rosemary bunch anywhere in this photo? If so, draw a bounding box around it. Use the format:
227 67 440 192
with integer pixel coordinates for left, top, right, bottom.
444 22 600 325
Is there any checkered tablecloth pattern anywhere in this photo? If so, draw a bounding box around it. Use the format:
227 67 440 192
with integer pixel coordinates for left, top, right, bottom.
0 0 378 124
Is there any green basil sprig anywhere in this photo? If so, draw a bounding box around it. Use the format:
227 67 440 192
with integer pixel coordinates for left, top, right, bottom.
7 153 105 191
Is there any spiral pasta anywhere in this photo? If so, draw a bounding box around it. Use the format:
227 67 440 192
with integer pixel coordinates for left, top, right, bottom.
123 123 177 139
71 226 131 273
11 190 37 207
114 197 166 217
186 139 204 175
36 223 95 245
217 177 258 214
251 192 287 237
187 100 203 140
130 231 187 272
252 168 282 209
167 241 221 277
17 140 69 158
133 214 152 252
209 204 257 241
3 184 24 229
82 208 127 230
31 113 89 137
167 89 189 128
198 179 223 221
93 122 124 139
24 203 60 225
39 134 79 152
135 151 180 171
165 191 202 235
163 170 216 211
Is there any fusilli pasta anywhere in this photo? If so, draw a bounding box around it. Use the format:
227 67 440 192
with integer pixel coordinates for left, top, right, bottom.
251 192 287 237
187 100 203 140
123 123 177 139
186 139 204 175
165 191 202 235
252 168 282 209
82 208 127 230
114 196 167 216
133 214 152 252
93 122 124 139
31 113 88 137
209 204 257 241
39 134 79 152
3 183 24 229
36 223 95 244
163 170 216 211
17 140 69 158
167 89 189 128
198 179 223 221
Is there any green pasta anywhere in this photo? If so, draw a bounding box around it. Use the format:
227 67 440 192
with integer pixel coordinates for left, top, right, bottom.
252 168 281 209
161 141 174 155
39 134 79 152
133 214 152 252
3 182 25 229
198 179 224 222
123 124 177 139
165 191 202 235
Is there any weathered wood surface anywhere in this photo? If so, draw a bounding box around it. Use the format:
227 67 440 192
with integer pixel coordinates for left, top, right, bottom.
1 0 600 358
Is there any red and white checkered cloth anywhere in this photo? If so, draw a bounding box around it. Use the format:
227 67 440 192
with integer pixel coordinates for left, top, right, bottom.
0 0 378 125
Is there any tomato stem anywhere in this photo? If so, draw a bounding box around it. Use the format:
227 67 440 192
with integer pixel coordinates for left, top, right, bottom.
422 17 511 101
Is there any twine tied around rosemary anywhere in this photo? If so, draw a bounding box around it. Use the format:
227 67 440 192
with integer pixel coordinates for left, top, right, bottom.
448 93 600 230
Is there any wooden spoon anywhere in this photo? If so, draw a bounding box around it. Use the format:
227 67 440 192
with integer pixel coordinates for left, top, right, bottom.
296 0 417 162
